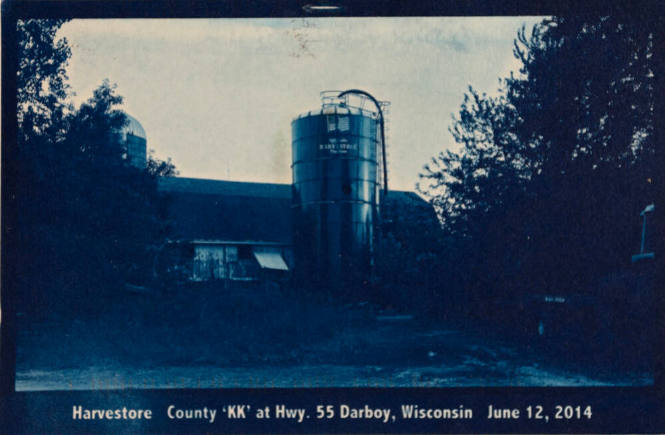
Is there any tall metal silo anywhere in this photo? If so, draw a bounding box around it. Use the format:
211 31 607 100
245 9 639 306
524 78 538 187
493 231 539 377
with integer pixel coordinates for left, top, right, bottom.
291 91 386 295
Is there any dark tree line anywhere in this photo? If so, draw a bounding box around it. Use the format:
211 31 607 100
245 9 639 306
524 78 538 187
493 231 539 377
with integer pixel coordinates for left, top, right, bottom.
419 15 662 319
372 192 448 314
16 20 177 317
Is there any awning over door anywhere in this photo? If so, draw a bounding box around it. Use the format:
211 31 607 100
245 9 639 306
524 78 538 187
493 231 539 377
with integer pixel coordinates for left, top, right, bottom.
253 248 289 271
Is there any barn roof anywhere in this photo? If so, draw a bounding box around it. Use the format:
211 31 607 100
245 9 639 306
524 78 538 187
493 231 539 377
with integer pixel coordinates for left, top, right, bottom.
158 176 291 198
158 177 292 243
158 176 434 245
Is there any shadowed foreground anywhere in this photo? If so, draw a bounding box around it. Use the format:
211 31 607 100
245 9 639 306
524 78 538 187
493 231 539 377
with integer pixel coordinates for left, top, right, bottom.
16 282 652 390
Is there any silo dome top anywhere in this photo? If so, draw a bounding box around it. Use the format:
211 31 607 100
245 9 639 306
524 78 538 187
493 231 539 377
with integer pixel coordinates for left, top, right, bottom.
121 113 146 140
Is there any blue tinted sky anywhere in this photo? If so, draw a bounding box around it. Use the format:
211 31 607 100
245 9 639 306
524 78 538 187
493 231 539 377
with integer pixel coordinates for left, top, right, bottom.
59 17 542 191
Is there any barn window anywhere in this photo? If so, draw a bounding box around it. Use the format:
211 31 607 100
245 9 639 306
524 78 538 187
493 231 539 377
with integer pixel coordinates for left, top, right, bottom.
238 245 252 259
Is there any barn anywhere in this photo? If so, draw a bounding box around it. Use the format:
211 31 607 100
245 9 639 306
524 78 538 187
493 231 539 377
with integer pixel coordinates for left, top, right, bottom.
156 176 435 284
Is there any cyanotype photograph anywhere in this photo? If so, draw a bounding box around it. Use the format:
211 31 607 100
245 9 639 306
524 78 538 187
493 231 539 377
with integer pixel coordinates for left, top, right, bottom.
10 14 658 395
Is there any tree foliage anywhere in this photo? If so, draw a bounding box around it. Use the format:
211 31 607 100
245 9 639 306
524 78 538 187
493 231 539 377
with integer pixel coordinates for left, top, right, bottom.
16 20 177 316
420 15 659 307
419 88 528 239
373 192 447 312
17 19 71 135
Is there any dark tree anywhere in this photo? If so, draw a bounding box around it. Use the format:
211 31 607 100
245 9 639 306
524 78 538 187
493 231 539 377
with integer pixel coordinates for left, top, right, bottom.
17 19 71 135
418 87 531 310
505 16 655 290
16 20 178 317
374 192 446 313
419 87 529 238
420 15 659 319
